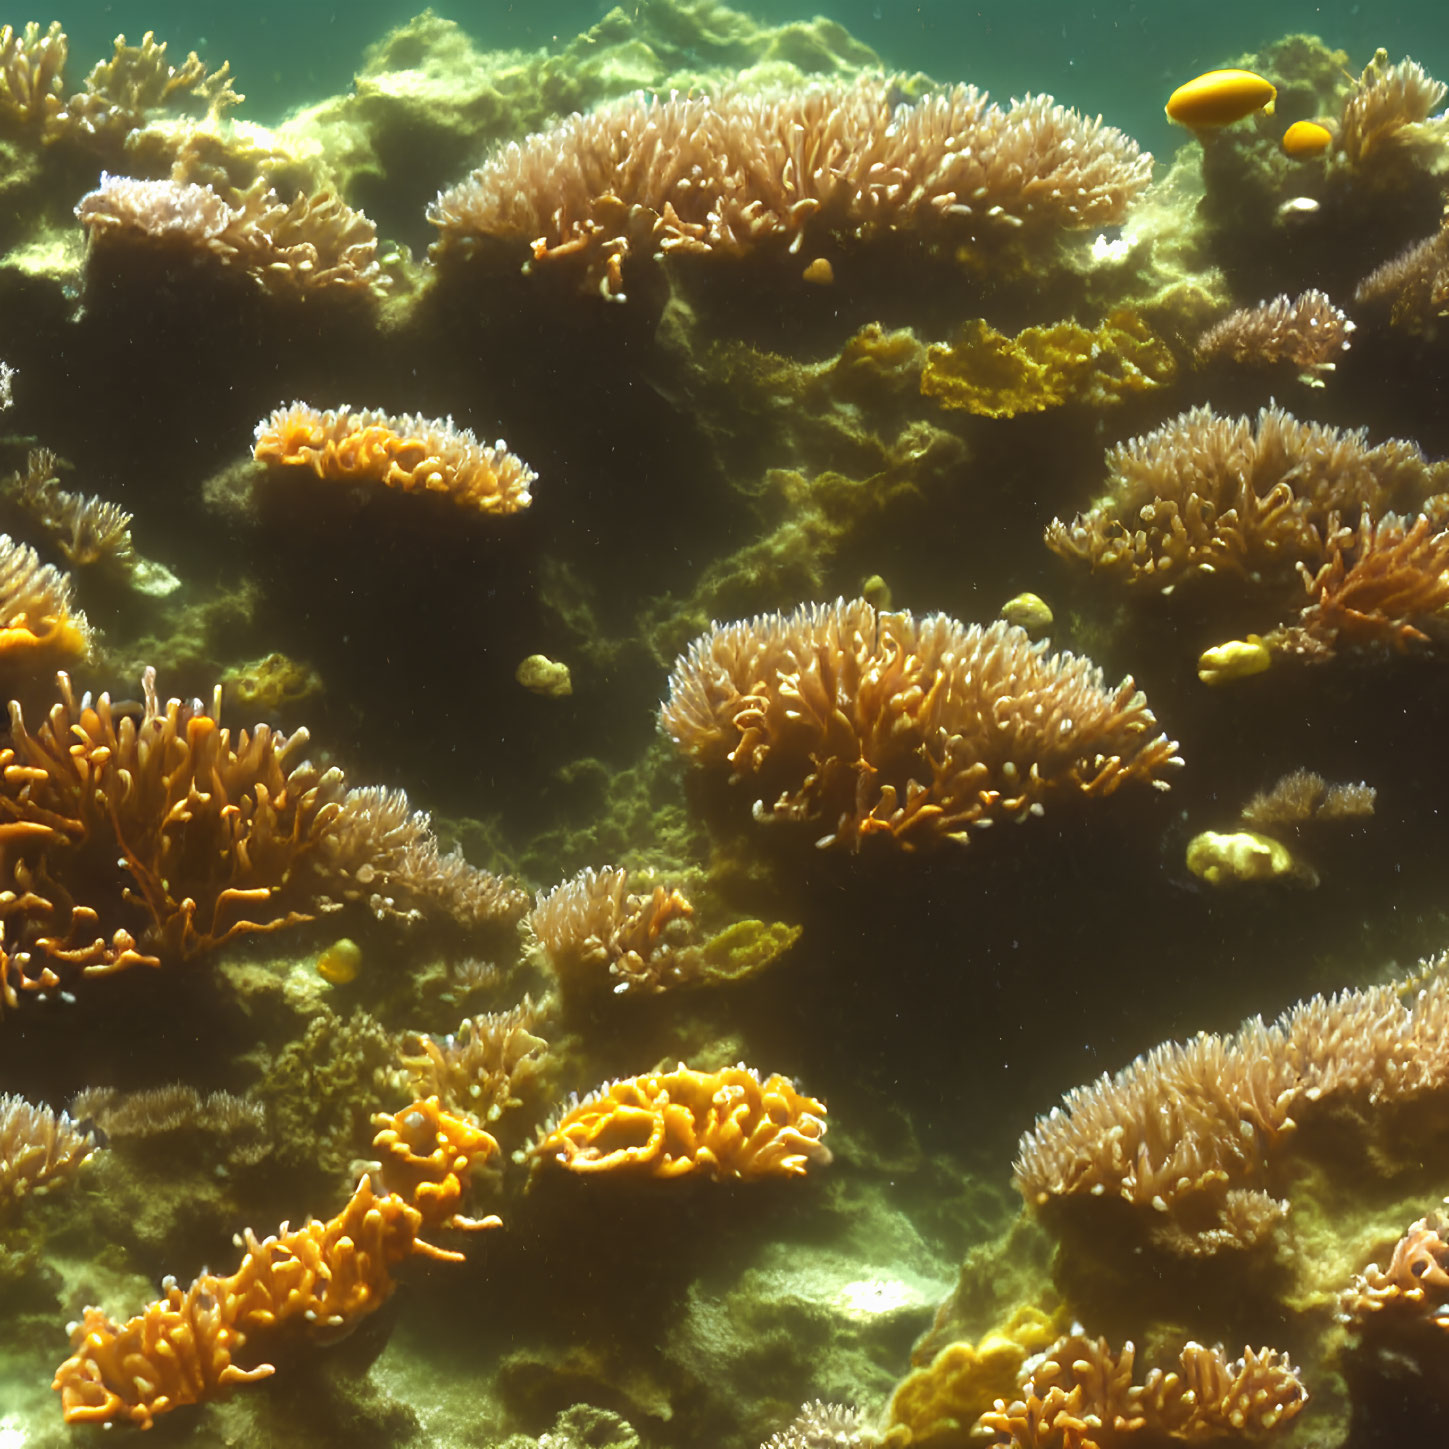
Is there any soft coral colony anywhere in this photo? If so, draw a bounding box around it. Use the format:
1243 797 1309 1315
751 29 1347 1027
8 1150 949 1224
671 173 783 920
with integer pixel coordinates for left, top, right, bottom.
2 5 1449 1448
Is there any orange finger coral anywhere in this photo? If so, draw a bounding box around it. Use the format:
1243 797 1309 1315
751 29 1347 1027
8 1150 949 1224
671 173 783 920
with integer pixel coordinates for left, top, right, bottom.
979 1332 1306 1446
53 1099 498 1428
0 668 526 1013
530 1063 830 1180
253 402 536 516
661 598 1181 851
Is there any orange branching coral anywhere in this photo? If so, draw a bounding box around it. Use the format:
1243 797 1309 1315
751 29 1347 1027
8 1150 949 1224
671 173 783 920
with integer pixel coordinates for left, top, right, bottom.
0 533 91 682
1355 216 1449 329
394 999 550 1124
0 670 525 1014
1045 405 1449 593
527 865 698 996
1264 512 1449 661
1195 290 1355 372
76 175 384 297
253 403 536 516
318 784 530 931
53 1098 498 1428
661 599 1181 851
0 21 64 129
1339 51 1449 170
0 1092 98 1206
1339 1215 1449 1334
531 1063 831 1180
428 79 1151 297
979 1333 1307 1447
1013 966 1449 1252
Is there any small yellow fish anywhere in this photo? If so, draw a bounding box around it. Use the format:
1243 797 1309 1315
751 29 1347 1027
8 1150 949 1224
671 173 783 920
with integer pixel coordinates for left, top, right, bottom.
1166 69 1277 129
316 937 362 985
1281 119 1334 158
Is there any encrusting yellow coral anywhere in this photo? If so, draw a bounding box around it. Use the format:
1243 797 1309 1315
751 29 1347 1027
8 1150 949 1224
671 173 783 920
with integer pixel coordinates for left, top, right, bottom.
428 78 1152 297
253 402 536 516
52 1098 499 1428
661 599 1181 851
921 312 1175 418
530 1063 830 1180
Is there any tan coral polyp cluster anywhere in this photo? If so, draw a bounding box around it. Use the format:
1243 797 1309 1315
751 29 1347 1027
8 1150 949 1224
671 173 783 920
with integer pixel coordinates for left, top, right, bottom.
77 175 382 296
394 999 549 1123
661 599 1180 851
980 1332 1306 1446
1014 967 1449 1247
531 1064 830 1180
0 1092 98 1205
253 402 536 516
528 865 698 995
1339 52 1449 168
1195 290 1354 371
428 78 1151 296
53 1099 498 1428
1046 404 1449 594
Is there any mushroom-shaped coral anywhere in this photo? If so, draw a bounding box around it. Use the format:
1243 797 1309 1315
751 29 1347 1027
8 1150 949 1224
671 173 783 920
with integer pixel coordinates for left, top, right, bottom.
530 1063 830 1180
253 402 536 516
661 598 1181 851
52 1098 498 1428
428 78 1151 297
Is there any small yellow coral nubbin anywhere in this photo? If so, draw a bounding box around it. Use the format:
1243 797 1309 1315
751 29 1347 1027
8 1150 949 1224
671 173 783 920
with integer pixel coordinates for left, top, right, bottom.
1282 119 1334 157
1166 69 1277 128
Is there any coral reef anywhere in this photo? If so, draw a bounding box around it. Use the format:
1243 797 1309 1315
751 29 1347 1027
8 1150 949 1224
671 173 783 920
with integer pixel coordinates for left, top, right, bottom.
530 1064 830 1180
661 599 1181 850
0 532 90 688
253 403 537 515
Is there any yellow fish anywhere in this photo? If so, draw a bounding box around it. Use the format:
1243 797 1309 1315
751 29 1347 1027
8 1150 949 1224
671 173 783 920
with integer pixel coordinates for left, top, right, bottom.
1166 69 1277 128
1281 119 1334 158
